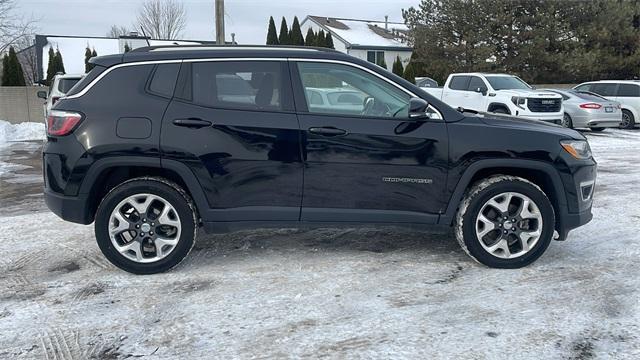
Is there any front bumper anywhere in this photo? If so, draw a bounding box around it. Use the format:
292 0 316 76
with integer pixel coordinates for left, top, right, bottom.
44 189 93 225
518 113 563 124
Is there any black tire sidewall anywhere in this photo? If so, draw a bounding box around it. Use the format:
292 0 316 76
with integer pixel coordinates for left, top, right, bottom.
462 180 555 268
95 179 196 274
621 110 635 129
563 113 573 128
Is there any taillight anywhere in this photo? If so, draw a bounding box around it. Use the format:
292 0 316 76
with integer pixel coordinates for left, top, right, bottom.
51 96 61 105
579 103 602 109
47 110 82 136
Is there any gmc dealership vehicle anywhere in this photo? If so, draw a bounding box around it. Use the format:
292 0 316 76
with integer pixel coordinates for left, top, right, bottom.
44 46 595 274
423 73 564 123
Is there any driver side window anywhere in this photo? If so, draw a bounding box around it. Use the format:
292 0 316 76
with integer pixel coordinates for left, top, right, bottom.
296 62 410 119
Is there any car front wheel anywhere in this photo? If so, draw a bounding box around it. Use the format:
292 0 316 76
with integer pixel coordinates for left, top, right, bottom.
455 175 555 268
94 177 197 274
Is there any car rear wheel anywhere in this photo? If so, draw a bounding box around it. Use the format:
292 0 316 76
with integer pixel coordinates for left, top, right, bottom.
95 177 197 274
621 110 635 129
561 113 573 128
455 175 555 268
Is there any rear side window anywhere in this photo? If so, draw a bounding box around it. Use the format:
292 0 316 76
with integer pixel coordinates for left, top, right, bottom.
147 63 180 98
65 66 106 96
591 83 618 97
176 61 285 111
617 84 640 97
449 76 470 90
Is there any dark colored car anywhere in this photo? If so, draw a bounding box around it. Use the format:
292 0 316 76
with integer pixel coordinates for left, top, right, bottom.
44 45 596 274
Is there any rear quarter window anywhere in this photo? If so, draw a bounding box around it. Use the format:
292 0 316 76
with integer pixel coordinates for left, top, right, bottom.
617 84 640 97
147 63 180 98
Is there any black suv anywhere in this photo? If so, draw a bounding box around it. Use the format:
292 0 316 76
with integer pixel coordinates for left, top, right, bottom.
44 46 596 274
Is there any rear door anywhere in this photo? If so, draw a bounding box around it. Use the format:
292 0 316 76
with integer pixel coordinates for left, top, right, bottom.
161 59 303 222
590 83 618 102
291 60 449 223
442 75 470 109
615 83 640 111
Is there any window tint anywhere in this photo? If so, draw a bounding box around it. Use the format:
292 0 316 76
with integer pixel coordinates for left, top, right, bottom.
297 62 410 118
178 61 283 110
617 84 640 97
58 78 81 93
148 63 180 98
449 76 470 90
591 83 618 97
467 76 486 91
574 84 592 92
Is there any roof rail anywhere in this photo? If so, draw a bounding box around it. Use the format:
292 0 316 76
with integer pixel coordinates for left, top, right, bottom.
130 44 340 53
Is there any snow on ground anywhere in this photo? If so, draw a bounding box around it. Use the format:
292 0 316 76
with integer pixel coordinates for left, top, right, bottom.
0 129 639 359
0 120 45 146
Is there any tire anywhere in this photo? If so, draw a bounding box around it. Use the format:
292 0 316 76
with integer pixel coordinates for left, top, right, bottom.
95 177 197 274
455 175 555 269
492 107 509 115
621 110 635 129
562 113 573 128
589 127 605 132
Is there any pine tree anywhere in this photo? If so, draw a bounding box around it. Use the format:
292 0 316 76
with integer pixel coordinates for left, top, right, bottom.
91 49 97 58
46 47 56 86
2 47 26 86
278 17 290 45
54 48 66 75
124 43 131 52
266 16 279 45
325 32 334 49
403 62 416 84
392 56 404 76
289 16 304 46
84 46 93 73
316 29 326 47
304 28 315 46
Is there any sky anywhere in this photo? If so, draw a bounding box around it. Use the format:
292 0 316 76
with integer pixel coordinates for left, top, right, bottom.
16 0 419 44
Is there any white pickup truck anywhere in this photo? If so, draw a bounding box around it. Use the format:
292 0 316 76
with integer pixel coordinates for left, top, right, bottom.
421 73 564 123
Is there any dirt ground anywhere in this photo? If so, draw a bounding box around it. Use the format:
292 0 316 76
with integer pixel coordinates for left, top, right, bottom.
0 130 639 359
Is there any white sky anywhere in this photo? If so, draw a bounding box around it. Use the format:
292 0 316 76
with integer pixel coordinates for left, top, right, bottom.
16 0 418 44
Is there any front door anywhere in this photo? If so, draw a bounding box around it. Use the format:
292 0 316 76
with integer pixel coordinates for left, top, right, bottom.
292 61 449 223
161 60 303 222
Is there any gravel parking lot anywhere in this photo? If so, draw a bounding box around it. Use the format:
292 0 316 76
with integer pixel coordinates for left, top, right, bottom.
0 129 639 359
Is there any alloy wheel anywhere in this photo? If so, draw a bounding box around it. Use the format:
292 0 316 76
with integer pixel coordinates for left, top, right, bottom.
475 192 543 259
621 112 631 128
108 193 181 263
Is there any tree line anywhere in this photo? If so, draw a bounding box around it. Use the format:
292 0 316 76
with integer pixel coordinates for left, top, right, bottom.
403 0 640 85
266 16 334 48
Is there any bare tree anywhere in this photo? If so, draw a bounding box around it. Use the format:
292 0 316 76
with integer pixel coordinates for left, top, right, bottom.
136 0 187 40
107 25 130 38
0 0 37 53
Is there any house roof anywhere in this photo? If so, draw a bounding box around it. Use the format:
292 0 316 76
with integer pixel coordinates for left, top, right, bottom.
302 16 411 51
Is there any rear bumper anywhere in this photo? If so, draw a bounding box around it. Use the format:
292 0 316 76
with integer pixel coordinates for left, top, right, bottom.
44 189 92 225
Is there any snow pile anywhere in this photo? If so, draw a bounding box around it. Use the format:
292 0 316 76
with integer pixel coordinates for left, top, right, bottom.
0 120 46 145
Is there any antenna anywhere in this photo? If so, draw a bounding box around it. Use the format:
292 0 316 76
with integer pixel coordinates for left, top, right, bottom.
139 27 151 47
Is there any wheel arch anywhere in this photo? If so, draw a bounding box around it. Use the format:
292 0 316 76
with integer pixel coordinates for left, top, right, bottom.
79 157 209 223
440 159 567 231
487 102 511 114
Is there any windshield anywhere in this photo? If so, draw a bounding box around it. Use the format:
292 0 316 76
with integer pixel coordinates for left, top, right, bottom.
485 76 531 90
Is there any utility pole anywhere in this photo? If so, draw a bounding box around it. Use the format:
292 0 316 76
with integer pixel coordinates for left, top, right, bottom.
215 0 225 44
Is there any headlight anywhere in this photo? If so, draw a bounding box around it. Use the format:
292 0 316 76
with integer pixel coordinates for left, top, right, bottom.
561 140 592 159
511 96 526 108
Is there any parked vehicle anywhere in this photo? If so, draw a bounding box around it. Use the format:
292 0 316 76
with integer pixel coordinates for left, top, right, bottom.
304 87 366 114
422 73 564 124
416 77 438 88
573 80 640 129
44 46 595 274
37 73 84 119
541 89 622 131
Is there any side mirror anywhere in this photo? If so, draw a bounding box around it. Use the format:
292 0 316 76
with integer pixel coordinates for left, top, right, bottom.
475 87 488 96
408 97 430 120
37 90 48 99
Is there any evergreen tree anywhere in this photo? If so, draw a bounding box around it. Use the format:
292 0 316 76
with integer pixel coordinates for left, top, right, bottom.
304 28 316 46
376 56 387 70
278 17 290 45
46 47 56 86
91 49 97 58
392 56 404 77
1 54 8 85
54 48 66 75
84 46 93 73
266 16 279 45
403 62 416 84
325 32 334 49
124 43 131 52
289 16 304 46
316 29 326 47
2 47 26 86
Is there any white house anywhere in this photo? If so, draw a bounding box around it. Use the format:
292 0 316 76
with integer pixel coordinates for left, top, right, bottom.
300 15 412 69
